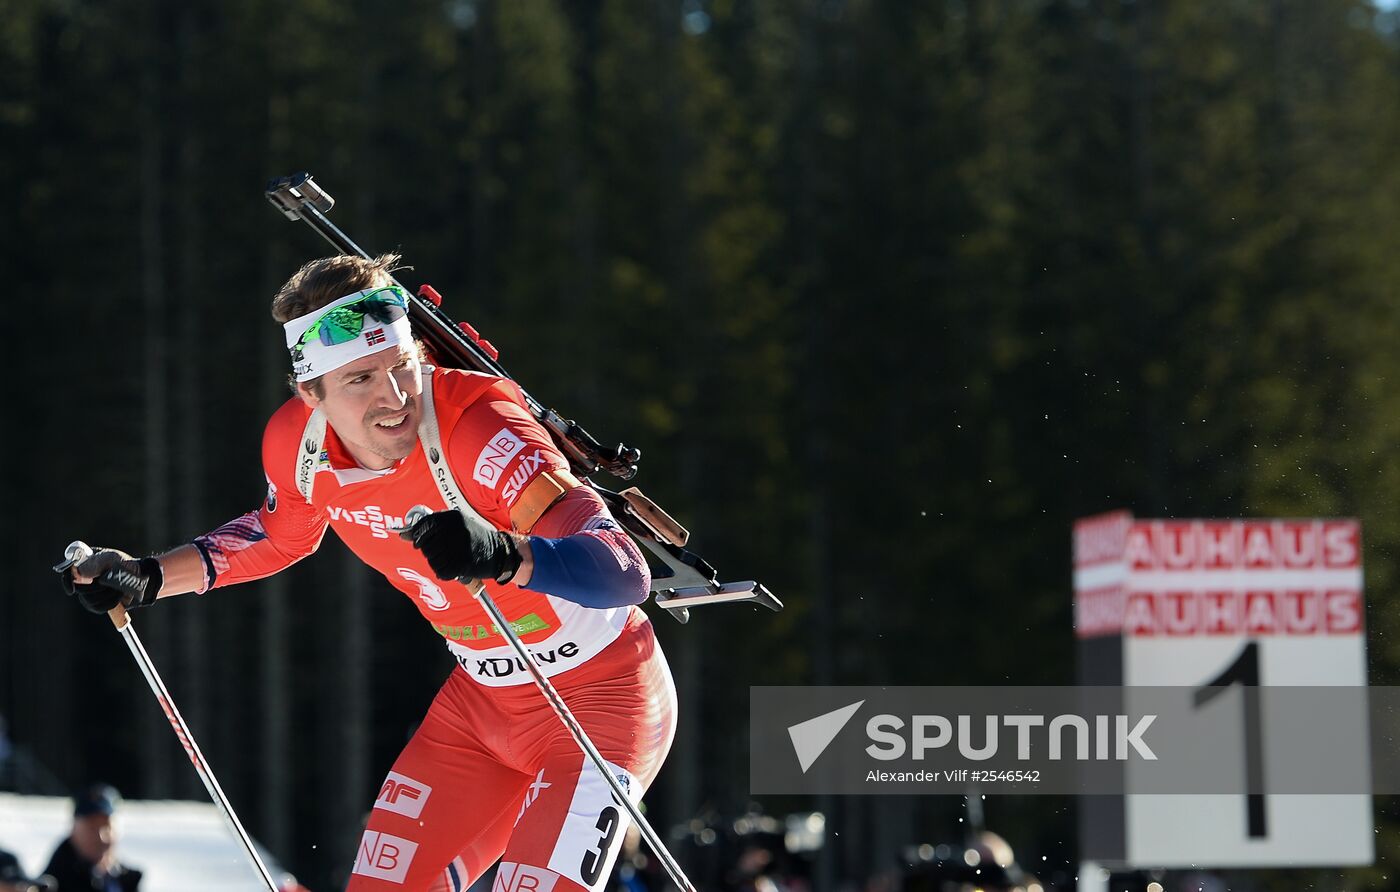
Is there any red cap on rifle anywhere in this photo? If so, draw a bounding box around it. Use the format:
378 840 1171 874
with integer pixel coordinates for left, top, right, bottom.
418 284 443 307
456 321 500 361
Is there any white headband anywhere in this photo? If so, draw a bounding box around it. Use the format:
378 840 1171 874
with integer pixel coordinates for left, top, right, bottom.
283 286 415 382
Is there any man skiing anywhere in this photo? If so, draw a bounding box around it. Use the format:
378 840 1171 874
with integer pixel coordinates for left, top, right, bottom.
63 253 677 892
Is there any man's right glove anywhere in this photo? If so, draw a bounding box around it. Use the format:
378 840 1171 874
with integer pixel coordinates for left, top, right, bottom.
61 548 163 614
399 509 523 584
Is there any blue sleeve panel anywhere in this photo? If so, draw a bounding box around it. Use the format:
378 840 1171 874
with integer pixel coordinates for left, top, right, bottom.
522 533 648 608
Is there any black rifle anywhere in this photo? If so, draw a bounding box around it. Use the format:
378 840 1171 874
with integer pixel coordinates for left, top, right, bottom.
267 173 781 623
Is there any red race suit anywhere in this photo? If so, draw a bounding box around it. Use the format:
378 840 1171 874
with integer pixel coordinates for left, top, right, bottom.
194 367 677 892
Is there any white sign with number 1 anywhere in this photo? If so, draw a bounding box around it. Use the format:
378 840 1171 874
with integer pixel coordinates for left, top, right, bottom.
1074 512 1372 869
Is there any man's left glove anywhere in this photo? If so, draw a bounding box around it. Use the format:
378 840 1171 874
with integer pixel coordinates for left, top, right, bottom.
61 548 163 614
399 510 522 584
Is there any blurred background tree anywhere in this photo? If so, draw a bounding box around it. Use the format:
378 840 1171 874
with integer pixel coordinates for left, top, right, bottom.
5 0 1400 888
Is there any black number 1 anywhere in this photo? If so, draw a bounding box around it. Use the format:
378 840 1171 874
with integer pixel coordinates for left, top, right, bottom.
1192 640 1266 839
579 805 621 885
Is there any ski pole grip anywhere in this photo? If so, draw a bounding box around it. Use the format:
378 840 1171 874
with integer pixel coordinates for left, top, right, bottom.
401 505 488 596
108 603 130 630
54 540 94 573
56 541 135 630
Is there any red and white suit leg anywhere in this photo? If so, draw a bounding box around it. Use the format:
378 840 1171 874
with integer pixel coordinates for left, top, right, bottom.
492 616 676 892
345 673 529 892
347 614 675 892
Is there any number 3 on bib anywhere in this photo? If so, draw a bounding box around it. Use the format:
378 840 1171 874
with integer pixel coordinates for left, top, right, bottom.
579 805 621 885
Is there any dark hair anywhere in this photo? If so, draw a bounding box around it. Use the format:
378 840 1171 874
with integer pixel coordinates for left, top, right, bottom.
272 253 406 396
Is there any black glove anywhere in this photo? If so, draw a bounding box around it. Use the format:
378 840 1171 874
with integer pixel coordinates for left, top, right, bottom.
399 510 522 584
61 548 163 614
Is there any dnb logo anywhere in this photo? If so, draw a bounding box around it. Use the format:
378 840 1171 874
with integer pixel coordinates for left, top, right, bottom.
474 428 526 488
374 771 432 819
354 830 419 884
493 862 562 892
397 567 451 612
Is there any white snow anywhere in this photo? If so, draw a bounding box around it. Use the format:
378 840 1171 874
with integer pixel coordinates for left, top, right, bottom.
0 793 296 892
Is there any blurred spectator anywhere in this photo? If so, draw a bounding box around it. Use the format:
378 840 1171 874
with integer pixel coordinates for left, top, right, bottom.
900 830 1036 892
0 848 55 892
42 785 142 891
724 813 808 892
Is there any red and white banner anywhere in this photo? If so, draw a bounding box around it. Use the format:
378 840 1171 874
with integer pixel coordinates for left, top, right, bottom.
1073 514 1363 639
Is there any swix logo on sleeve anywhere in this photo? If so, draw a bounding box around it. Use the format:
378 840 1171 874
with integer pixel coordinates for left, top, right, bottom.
374 770 433 819
501 450 548 507
474 428 527 487
326 504 406 539
354 830 418 884
397 568 451 612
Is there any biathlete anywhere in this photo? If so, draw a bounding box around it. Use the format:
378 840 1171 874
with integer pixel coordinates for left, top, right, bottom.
63 253 677 891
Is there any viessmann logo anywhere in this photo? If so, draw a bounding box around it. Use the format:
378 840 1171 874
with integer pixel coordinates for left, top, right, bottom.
787 700 1157 773
327 504 406 539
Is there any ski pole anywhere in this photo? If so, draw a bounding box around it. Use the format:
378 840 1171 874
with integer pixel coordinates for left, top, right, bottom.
401 507 698 892
55 542 281 892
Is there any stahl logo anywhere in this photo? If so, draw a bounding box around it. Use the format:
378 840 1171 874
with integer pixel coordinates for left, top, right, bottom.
353 831 419 884
429 446 441 464
296 444 322 496
436 465 462 511
374 770 432 819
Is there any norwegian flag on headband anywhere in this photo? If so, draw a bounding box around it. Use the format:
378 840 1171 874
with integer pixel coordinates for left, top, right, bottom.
365 328 386 346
